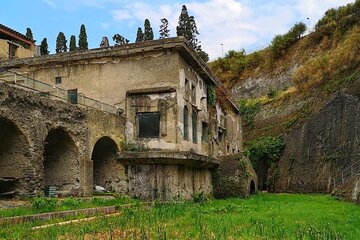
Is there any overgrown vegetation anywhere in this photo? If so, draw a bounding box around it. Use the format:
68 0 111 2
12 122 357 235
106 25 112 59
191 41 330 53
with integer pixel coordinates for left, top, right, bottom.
238 99 261 126
0 196 134 218
122 141 150 152
207 84 217 107
245 136 285 170
2 194 360 239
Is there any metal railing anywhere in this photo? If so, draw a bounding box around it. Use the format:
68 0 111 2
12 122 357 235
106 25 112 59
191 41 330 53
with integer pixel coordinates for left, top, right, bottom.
0 70 122 115
333 160 360 188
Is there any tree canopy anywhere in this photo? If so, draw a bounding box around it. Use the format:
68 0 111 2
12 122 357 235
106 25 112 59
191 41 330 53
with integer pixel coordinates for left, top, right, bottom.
25 28 33 39
56 32 67 53
135 27 144 42
78 24 88 50
144 19 154 41
159 18 170 39
40 38 49 55
69 35 77 51
113 34 129 45
176 5 201 51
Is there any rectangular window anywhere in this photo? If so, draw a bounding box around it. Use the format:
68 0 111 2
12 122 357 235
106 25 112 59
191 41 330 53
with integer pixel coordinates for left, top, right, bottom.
138 112 160 138
55 76 62 84
201 122 208 143
8 43 18 60
67 89 78 104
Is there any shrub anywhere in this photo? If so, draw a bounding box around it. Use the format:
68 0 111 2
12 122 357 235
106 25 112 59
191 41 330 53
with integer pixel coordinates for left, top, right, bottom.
267 87 278 98
239 99 261 126
122 141 150 152
207 85 217 107
271 22 306 58
245 136 285 169
31 197 58 211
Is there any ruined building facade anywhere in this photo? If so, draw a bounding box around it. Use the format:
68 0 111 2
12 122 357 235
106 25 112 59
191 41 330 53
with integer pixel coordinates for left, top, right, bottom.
0 37 247 200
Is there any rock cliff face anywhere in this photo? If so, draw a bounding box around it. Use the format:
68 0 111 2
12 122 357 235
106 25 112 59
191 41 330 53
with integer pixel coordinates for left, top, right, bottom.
274 93 360 193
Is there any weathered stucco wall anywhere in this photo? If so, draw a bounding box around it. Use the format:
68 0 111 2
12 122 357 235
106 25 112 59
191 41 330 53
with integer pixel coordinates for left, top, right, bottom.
274 93 360 193
13 51 179 110
127 164 212 200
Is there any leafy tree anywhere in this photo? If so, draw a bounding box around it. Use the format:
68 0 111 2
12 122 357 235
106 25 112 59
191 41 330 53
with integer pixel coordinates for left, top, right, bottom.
40 38 49 55
159 18 170 39
197 50 209 63
176 5 201 51
56 32 67 53
69 35 77 51
78 24 88 50
144 19 154 41
25 28 33 39
135 27 144 42
113 34 129 45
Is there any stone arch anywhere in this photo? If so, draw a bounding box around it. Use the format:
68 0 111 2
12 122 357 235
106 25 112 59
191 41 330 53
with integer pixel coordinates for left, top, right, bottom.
250 179 256 195
43 127 80 194
0 117 32 196
92 136 125 193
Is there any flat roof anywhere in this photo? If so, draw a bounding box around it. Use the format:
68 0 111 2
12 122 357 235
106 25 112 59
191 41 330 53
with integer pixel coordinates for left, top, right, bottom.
0 37 238 112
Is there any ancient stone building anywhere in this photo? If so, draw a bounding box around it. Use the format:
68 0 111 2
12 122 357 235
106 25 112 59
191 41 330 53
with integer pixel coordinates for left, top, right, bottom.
0 24 36 61
0 37 253 200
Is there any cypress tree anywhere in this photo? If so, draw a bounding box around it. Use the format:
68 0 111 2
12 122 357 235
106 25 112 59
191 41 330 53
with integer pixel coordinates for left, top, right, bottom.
40 38 49 55
25 28 33 39
69 35 77 51
78 24 88 50
135 27 144 42
143 19 154 41
56 32 67 53
159 18 170 39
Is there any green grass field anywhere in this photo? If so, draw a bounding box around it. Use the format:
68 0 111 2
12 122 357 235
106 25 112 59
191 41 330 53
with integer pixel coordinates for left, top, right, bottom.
1 193 360 239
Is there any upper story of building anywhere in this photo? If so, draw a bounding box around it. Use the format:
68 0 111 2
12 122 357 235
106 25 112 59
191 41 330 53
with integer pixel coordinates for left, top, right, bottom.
0 24 36 61
0 37 243 157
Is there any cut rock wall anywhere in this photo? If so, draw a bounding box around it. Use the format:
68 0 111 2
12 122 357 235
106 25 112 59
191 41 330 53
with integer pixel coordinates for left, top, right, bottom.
274 93 360 193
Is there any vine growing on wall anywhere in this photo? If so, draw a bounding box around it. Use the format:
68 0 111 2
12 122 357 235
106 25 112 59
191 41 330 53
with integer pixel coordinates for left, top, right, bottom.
207 85 217 107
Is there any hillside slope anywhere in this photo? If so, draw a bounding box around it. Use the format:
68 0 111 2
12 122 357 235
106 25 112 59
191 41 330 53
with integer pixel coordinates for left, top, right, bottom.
210 0 360 193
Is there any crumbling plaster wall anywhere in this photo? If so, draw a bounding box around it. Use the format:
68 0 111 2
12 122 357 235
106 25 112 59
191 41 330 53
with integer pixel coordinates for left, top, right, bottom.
126 91 178 150
128 164 212 200
17 50 180 110
176 57 243 157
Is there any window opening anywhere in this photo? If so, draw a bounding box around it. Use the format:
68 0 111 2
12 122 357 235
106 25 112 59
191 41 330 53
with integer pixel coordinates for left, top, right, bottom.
192 111 197 144
183 106 189 140
137 112 160 138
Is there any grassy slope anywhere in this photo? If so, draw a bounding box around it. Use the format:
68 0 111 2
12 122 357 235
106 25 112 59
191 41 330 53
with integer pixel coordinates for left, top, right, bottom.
209 2 360 142
1 194 360 239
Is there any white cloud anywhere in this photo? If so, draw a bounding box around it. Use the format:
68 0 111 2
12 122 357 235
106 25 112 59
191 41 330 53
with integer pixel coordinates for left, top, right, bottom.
109 0 354 59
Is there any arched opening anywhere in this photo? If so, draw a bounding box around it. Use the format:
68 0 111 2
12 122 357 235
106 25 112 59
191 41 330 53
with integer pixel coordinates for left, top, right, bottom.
183 106 189 140
192 111 197 144
43 128 79 194
250 180 256 195
92 137 124 192
0 118 31 196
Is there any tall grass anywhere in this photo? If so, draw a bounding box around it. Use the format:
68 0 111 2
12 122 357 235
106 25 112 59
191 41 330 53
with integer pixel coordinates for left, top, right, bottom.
2 194 360 239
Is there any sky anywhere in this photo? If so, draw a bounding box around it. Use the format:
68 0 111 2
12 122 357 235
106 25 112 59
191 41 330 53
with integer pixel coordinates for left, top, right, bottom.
0 0 355 59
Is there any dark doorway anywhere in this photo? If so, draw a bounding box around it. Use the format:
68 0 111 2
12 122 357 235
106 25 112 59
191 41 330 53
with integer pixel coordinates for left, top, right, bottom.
250 180 256 195
92 137 123 192
0 117 31 196
43 128 79 193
